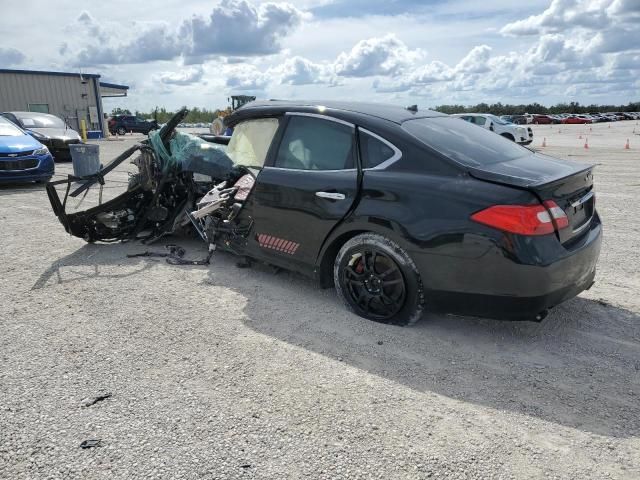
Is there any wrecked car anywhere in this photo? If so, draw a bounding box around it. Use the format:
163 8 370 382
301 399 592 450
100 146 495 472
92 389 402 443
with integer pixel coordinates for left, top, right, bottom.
47 101 601 326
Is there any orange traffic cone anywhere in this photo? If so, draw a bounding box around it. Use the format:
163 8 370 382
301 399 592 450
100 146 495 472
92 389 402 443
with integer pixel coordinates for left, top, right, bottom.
624 139 630 150
584 138 589 149
542 137 547 147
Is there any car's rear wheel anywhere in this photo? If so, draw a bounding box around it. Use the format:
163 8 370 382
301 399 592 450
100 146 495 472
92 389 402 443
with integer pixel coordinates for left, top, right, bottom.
334 233 424 326
116 126 127 136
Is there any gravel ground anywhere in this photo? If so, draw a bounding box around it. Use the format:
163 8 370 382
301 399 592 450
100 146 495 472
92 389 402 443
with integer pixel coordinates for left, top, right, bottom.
1 121 639 479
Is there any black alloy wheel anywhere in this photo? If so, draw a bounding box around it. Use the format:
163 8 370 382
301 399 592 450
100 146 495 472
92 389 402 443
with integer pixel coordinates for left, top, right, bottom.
334 233 424 326
342 249 406 321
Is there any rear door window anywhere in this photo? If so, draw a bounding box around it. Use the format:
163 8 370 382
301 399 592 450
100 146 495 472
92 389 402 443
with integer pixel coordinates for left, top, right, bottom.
403 117 529 167
358 130 398 169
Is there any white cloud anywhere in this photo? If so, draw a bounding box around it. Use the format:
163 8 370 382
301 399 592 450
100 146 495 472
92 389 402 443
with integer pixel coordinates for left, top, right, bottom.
455 45 492 74
269 56 329 85
225 64 270 91
333 34 424 77
184 0 307 57
500 0 613 36
7 0 635 110
155 66 205 86
70 0 307 66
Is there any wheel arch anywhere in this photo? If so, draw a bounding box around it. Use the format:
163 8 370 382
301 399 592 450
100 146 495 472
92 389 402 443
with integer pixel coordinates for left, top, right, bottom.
500 132 515 141
315 217 411 289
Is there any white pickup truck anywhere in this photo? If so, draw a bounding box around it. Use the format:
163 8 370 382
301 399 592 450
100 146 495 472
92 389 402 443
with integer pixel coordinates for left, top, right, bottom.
452 113 533 145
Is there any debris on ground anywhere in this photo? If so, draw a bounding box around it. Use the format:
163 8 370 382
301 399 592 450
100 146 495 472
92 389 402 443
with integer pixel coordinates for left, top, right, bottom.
128 244 213 266
79 439 102 449
80 392 112 407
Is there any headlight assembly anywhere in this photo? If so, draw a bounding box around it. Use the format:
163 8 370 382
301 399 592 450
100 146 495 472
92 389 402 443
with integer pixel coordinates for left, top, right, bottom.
33 146 50 156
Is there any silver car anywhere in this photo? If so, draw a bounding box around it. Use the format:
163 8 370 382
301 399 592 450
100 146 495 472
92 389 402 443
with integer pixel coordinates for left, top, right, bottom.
1 112 82 161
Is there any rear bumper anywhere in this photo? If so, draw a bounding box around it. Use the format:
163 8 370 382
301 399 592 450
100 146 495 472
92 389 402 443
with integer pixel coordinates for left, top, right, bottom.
413 214 602 321
428 268 596 321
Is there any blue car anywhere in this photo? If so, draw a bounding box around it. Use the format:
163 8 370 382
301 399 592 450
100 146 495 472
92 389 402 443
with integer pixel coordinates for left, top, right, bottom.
0 116 54 183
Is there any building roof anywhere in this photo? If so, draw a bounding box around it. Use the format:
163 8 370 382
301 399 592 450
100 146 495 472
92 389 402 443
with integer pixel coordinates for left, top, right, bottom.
0 68 100 79
0 68 129 97
100 82 129 97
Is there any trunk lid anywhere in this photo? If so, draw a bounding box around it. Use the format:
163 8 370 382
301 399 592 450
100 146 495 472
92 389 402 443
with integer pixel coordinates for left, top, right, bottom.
468 153 596 244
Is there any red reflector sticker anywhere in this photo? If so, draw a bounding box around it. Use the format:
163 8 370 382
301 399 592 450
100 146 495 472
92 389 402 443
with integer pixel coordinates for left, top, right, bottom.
257 234 299 255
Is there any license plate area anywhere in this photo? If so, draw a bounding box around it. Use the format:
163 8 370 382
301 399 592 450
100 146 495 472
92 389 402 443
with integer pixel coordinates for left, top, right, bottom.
569 191 594 234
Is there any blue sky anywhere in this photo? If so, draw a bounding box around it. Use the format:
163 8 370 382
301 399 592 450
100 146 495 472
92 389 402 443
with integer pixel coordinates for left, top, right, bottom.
1 0 638 112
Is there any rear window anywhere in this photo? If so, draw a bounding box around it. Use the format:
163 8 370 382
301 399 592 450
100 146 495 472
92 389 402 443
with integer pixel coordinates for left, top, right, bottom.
403 117 529 166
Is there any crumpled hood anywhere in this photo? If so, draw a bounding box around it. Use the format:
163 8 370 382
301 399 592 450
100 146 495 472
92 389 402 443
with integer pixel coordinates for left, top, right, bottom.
28 127 81 141
0 133 42 152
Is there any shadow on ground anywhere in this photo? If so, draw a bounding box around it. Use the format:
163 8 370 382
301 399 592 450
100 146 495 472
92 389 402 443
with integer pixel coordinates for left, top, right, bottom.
202 251 640 439
36 241 640 438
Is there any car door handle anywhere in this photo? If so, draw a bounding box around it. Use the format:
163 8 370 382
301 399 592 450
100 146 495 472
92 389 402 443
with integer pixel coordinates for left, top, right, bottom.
315 191 346 200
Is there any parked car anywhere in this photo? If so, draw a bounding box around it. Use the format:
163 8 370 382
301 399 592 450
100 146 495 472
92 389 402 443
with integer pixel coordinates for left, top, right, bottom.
453 113 533 144
108 115 159 135
562 115 592 124
531 114 559 124
1 112 82 161
0 116 54 183
500 115 527 125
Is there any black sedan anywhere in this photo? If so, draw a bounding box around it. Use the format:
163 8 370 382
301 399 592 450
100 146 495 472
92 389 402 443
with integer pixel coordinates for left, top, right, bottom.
222 101 600 325
48 101 602 326
1 112 82 161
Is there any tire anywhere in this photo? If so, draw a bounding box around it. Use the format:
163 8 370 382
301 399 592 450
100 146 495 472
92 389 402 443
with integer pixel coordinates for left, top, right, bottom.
501 133 515 141
333 233 424 326
116 126 127 136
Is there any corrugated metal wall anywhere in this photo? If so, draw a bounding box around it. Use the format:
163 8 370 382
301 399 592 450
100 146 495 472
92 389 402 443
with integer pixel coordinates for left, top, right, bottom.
0 72 101 132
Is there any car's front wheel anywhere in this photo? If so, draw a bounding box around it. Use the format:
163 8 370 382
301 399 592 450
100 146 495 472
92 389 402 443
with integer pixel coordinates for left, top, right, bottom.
501 133 515 141
334 233 424 326
116 126 127 136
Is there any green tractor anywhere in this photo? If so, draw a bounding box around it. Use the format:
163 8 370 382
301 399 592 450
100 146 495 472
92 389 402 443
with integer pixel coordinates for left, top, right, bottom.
210 95 256 135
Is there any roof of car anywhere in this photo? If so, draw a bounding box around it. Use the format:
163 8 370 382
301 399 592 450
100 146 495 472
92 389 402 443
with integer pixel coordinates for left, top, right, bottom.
7 111 57 117
226 100 446 126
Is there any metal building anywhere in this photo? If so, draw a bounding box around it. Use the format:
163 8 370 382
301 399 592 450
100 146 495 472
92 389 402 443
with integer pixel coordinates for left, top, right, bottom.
0 68 128 135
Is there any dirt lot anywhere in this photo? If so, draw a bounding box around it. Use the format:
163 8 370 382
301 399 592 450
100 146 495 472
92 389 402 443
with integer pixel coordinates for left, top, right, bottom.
1 121 639 479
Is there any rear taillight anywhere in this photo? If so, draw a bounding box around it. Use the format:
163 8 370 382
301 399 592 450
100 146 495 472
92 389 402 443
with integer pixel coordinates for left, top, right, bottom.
543 200 569 230
471 201 568 236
